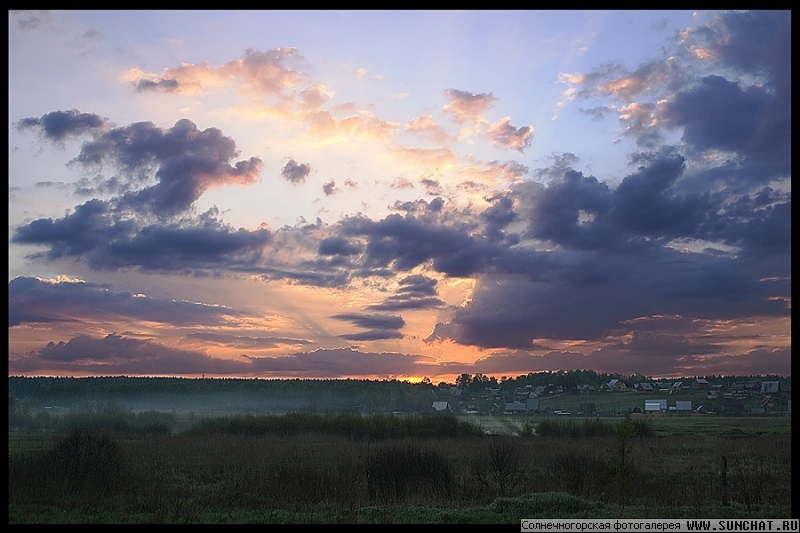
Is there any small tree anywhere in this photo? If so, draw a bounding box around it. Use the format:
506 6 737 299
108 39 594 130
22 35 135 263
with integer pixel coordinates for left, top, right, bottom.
474 439 527 497
613 415 637 515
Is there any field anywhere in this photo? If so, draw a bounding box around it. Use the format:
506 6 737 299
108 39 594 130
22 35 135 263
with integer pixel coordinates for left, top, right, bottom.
8 410 792 523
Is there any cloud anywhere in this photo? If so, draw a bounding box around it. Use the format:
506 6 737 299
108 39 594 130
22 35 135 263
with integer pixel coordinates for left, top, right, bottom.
127 47 304 96
443 89 496 124
330 312 405 340
558 10 790 188
337 112 398 141
486 117 533 152
16 110 107 142
322 180 337 196
281 159 312 184
404 115 451 143
18 114 265 217
12 115 273 274
318 236 362 256
8 276 252 328
248 347 442 378
330 313 405 330
13 201 273 273
661 74 788 175
368 274 446 311
11 333 248 376
133 77 180 93
185 332 312 349
10 10 55 31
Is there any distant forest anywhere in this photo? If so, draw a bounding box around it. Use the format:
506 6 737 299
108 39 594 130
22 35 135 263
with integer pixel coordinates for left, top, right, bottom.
8 371 791 415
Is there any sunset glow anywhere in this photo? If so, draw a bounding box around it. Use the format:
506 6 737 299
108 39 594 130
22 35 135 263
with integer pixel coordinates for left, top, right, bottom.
8 10 791 382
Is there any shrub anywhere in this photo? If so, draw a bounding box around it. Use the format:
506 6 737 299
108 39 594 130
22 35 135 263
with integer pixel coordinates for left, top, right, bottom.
365 444 454 502
49 431 125 500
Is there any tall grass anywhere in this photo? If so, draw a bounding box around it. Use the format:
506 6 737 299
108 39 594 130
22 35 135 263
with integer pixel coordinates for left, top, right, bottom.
8 415 791 523
187 411 484 439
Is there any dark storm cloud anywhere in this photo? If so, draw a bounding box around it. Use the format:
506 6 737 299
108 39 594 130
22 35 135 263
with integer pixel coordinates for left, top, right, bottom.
12 115 272 274
661 75 772 156
13 203 273 273
697 10 790 86
564 11 790 189
16 110 107 141
330 312 405 341
17 114 263 217
72 118 262 216
281 159 312 184
8 276 252 328
426 241 788 349
523 152 791 255
367 274 445 311
330 313 405 330
339 212 496 278
318 236 362 256
481 193 518 242
10 333 249 376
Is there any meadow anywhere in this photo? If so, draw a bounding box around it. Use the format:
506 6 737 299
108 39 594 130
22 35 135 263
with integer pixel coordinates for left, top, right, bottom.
8 409 792 523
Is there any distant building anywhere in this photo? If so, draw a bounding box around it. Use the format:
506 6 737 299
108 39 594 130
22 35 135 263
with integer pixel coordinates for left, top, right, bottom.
675 401 692 412
692 378 710 390
605 379 628 392
432 401 451 412
503 401 527 414
761 381 780 394
645 399 667 413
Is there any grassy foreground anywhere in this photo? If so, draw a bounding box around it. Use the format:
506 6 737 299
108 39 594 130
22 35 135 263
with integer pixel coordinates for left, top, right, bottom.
8 492 790 524
8 412 792 523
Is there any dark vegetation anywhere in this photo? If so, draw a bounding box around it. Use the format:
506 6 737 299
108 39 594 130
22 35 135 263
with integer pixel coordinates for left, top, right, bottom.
8 376 792 523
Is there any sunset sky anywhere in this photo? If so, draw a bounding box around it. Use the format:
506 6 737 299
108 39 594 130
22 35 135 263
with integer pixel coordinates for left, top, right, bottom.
8 10 791 381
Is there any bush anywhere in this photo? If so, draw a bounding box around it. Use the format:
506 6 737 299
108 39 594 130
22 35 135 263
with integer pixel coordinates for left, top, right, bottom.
49 431 125 500
365 444 454 502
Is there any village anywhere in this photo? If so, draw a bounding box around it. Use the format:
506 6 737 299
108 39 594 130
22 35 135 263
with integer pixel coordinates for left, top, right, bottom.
430 377 791 417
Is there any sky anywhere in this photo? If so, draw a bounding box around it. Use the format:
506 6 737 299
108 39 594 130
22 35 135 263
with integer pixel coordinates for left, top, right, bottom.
8 10 791 381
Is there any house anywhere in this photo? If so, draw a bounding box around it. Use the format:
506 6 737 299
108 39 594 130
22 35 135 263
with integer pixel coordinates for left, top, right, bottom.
526 398 540 411
761 395 778 412
605 379 628 392
503 401 527 414
634 382 654 392
675 400 692 412
761 381 780 394
432 401 452 412
691 378 710 390
730 381 758 392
